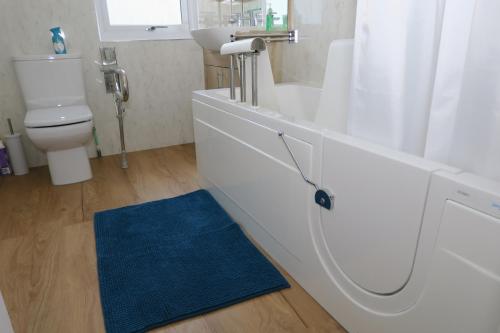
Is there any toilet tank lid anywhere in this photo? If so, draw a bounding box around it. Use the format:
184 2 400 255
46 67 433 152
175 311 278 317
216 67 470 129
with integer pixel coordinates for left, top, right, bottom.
25 105 92 128
13 53 82 62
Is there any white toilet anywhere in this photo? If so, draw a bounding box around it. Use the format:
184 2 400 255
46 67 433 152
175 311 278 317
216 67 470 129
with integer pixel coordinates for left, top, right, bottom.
13 53 93 185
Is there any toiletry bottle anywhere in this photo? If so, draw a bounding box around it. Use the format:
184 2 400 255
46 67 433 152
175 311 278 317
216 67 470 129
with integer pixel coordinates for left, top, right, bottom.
50 27 67 54
266 5 274 32
282 14 288 30
0 140 12 176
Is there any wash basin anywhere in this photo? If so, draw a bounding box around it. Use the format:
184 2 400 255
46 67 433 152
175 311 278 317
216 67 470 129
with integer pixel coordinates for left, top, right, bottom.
190 27 251 52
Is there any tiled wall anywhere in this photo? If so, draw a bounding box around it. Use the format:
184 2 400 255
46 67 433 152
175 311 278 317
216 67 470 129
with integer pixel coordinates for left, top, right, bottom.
0 0 204 167
0 0 356 167
278 0 357 87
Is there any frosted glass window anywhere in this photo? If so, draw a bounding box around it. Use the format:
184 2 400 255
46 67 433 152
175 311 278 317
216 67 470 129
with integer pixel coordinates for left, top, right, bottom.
95 0 191 41
106 0 183 26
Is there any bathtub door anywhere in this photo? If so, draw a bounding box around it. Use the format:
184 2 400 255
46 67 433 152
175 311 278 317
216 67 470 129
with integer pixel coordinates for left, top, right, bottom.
316 132 446 295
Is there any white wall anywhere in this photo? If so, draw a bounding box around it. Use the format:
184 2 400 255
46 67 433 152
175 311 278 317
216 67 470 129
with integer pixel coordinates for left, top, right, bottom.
278 0 357 87
0 0 204 167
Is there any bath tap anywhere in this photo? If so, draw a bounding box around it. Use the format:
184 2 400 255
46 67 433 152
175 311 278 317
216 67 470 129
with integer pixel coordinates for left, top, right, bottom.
221 38 266 106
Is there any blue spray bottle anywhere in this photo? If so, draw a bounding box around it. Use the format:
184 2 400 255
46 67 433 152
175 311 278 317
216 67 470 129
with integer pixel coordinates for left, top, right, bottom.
50 27 67 54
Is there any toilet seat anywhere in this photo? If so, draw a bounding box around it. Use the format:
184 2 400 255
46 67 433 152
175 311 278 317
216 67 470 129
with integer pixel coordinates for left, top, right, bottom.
24 105 93 128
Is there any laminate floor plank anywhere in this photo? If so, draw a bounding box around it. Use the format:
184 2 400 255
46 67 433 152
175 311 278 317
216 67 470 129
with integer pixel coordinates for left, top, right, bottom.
0 167 49 240
0 235 34 333
82 155 140 220
0 144 344 333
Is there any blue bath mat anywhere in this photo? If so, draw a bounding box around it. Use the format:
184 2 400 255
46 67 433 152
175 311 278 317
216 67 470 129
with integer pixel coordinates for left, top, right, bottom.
94 190 289 333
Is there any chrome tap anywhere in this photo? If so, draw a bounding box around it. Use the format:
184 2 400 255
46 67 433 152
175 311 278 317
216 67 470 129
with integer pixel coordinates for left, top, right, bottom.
246 8 263 27
229 13 251 27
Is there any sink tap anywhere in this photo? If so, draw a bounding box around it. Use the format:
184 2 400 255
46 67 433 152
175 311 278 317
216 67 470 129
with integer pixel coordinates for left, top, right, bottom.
246 8 263 27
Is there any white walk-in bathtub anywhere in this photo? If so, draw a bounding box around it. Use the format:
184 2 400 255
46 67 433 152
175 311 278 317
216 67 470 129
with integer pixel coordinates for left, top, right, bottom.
193 83 500 333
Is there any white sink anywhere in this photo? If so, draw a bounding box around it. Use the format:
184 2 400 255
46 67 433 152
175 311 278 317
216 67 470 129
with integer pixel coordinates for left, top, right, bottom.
190 27 251 52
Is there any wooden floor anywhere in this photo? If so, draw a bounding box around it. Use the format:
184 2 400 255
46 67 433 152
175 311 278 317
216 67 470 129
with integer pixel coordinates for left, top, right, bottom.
0 144 346 333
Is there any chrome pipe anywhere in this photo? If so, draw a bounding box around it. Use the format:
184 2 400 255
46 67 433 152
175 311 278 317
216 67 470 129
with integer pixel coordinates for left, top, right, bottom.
251 52 258 107
229 54 236 101
115 98 128 169
239 53 247 103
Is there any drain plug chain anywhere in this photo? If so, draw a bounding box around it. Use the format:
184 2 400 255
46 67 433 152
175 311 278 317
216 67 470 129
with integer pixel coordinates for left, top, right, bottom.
278 131 334 210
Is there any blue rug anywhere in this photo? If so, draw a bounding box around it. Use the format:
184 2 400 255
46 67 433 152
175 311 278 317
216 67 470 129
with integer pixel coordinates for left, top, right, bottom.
94 190 289 333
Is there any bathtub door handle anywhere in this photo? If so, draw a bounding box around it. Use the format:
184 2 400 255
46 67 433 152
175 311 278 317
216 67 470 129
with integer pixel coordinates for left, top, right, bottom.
315 189 334 210
278 130 335 210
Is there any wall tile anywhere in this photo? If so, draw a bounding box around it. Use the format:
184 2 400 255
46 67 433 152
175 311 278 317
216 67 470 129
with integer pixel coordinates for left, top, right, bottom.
0 0 204 167
278 0 357 87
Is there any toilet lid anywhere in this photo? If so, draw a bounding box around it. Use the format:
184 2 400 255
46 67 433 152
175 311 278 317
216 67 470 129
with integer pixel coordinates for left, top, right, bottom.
24 105 93 128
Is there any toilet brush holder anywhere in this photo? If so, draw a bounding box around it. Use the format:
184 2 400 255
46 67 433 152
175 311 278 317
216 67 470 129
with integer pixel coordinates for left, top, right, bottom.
4 133 29 176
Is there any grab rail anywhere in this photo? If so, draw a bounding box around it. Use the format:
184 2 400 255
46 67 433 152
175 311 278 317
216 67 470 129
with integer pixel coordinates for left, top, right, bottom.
108 68 129 169
232 30 299 44
110 68 129 102
97 57 130 169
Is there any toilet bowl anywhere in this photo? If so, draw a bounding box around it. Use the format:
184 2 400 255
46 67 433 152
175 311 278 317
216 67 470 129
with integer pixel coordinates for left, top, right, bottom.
25 105 93 185
13 53 94 185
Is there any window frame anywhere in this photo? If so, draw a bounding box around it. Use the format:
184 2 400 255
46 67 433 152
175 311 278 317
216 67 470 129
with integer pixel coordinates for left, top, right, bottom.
94 0 198 42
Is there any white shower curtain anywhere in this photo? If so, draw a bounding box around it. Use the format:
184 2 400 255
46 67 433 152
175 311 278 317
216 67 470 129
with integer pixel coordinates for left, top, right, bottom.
349 0 500 181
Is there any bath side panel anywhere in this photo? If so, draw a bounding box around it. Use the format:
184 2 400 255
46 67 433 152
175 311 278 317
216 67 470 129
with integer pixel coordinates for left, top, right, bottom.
192 99 315 267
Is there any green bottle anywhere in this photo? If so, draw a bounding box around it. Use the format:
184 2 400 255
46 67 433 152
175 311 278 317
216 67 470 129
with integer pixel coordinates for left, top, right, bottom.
266 5 274 32
282 14 288 31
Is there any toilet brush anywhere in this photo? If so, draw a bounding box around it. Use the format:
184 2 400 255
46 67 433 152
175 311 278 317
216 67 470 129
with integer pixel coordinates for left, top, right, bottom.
4 119 29 175
7 119 14 135
93 126 102 158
